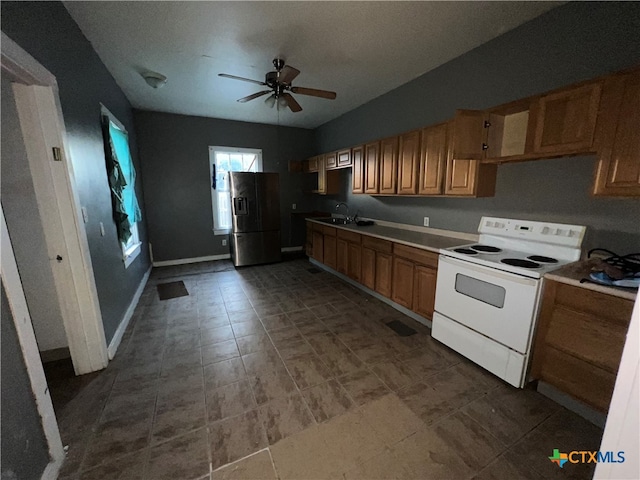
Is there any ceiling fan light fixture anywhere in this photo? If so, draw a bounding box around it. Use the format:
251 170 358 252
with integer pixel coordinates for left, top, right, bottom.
141 71 167 89
265 94 276 108
277 95 289 109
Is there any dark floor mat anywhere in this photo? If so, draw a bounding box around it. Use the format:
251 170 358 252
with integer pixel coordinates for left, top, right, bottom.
385 319 417 337
307 267 322 274
157 281 189 300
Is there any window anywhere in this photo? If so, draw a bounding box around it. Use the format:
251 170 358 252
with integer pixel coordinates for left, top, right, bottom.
209 146 262 235
101 105 142 268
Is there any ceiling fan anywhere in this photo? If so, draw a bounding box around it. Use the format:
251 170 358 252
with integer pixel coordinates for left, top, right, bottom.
218 58 337 113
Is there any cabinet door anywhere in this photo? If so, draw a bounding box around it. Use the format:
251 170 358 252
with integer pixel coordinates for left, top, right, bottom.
306 156 319 172
533 83 602 154
351 145 365 194
593 70 640 196
418 123 448 195
451 110 486 161
347 242 361 282
323 234 337 269
445 157 478 196
379 136 399 194
391 257 414 309
325 151 338 169
397 130 420 195
364 141 380 194
375 253 393 298
305 223 313 256
314 155 326 194
337 149 351 167
312 231 324 262
336 238 348 274
361 247 376 290
413 265 437 319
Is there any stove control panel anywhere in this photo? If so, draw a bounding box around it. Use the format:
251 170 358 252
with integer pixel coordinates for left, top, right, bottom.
479 217 586 248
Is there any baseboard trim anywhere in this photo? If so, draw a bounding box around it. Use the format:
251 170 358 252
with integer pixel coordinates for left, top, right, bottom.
308 258 432 328
537 381 607 428
152 253 231 267
108 266 151 360
282 246 303 252
41 457 63 480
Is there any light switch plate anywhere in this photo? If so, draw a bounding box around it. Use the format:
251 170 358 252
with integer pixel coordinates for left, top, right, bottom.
99 222 105 236
423 217 430 227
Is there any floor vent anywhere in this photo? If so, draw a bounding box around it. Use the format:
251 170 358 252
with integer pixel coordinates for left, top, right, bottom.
385 319 417 337
307 267 322 274
157 281 189 300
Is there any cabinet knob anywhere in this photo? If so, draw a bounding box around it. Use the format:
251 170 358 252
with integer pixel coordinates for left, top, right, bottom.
483 120 491 128
482 143 489 151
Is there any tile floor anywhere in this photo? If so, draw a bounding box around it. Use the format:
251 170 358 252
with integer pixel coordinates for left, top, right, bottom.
49 257 603 480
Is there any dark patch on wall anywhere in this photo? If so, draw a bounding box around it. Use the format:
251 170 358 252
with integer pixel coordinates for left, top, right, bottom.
1 1 151 343
313 1 640 254
133 110 316 262
1 281 50 479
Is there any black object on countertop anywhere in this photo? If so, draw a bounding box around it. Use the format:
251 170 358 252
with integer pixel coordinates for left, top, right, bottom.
356 220 374 226
580 249 640 289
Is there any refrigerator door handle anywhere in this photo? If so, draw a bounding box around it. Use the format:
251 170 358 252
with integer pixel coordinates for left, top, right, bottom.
211 165 216 190
233 197 248 215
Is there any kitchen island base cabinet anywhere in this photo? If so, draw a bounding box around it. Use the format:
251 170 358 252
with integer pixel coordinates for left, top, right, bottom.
531 280 633 413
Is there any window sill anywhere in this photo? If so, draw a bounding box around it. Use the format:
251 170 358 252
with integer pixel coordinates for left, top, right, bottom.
123 242 142 269
214 229 231 236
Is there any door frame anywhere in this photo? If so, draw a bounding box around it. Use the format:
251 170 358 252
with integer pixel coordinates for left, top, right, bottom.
1 206 65 479
1 31 108 374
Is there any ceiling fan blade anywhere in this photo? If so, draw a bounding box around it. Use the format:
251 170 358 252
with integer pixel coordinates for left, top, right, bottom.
237 90 272 103
279 65 300 85
290 86 337 100
218 73 266 86
281 93 302 112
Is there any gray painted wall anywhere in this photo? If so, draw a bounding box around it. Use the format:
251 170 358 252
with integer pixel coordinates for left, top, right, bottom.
133 110 316 262
1 76 67 351
1 1 151 343
1 281 50 480
314 1 640 254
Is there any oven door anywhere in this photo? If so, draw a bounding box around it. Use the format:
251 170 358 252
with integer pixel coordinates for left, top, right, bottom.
434 255 541 353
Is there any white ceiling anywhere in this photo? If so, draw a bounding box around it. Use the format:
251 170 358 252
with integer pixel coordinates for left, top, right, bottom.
64 1 561 129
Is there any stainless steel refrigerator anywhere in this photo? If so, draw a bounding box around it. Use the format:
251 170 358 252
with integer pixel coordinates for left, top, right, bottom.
229 172 281 267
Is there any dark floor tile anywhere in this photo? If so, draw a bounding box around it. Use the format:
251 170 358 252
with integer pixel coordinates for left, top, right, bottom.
301 379 353 423
227 310 260 325
200 325 235 346
209 410 267 470
236 333 273 355
276 337 315 360
231 319 265 338
339 369 390 406
151 397 206 444
285 352 333 389
472 454 545 480
254 303 284 318
207 379 257 422
202 339 240 365
199 315 231 330
370 357 422 391
147 428 210 480
204 357 246 389
433 411 506 470
285 309 317 324
249 369 297 405
242 349 285 376
258 393 315 445
318 346 364 378
261 313 294 332
78 450 146 480
399 346 459 378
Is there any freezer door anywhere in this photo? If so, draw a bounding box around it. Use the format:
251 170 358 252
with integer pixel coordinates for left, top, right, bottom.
230 172 259 233
230 230 281 266
255 173 280 231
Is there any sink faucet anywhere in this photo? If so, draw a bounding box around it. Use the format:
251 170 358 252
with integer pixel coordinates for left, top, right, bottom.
335 202 350 221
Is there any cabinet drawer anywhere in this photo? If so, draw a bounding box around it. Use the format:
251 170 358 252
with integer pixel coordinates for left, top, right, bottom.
322 226 337 236
393 243 438 268
362 236 392 253
337 230 361 243
554 282 633 327
326 152 338 169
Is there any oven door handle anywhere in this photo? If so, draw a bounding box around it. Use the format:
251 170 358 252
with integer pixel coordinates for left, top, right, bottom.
438 255 538 287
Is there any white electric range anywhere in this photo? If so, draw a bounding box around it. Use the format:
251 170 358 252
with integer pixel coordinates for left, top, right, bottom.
431 216 586 388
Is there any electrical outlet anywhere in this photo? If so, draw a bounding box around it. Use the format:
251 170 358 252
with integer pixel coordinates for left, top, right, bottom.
222 239 227 246
292 203 297 210
423 217 430 227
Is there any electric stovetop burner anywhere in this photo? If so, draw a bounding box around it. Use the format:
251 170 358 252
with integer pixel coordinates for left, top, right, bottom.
470 245 502 253
501 258 541 269
454 248 478 255
527 255 558 264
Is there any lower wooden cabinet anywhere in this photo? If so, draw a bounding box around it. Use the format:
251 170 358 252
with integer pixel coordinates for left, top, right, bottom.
375 253 393 298
413 265 437 318
336 238 348 274
361 247 376 290
531 280 633 413
323 233 337 269
347 242 361 282
391 257 415 308
311 230 323 262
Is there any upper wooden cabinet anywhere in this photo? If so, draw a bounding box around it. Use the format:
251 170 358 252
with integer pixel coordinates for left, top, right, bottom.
446 118 497 197
325 151 338 169
532 83 602 155
337 149 352 167
305 156 320 172
380 136 399 194
307 155 338 195
351 145 364 194
418 122 448 195
397 130 421 195
593 69 640 196
364 141 380 194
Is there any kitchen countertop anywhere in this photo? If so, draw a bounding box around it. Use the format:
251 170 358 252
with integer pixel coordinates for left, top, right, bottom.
305 217 476 254
545 258 638 301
